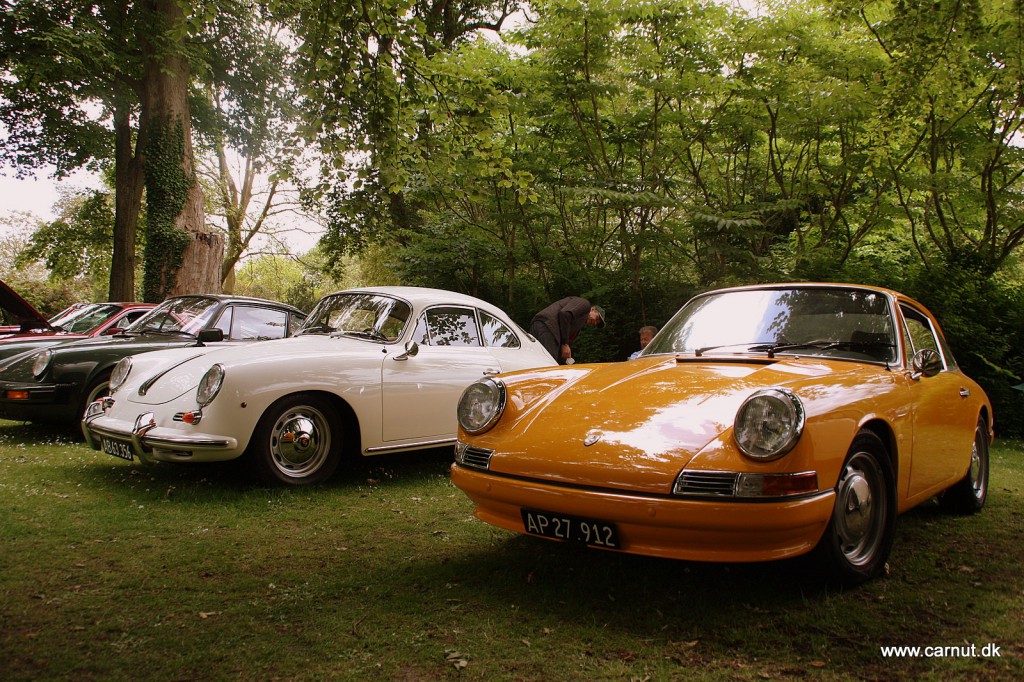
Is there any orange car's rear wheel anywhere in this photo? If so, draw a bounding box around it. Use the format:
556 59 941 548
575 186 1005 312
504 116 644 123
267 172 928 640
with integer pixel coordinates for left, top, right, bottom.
940 416 989 514
814 430 896 585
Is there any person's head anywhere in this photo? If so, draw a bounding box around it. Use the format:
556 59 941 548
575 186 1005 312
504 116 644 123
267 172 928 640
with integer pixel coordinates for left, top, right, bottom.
588 305 606 328
638 325 657 349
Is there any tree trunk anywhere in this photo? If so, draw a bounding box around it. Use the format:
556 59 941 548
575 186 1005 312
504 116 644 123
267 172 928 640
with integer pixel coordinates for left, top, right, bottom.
108 98 144 301
139 0 222 302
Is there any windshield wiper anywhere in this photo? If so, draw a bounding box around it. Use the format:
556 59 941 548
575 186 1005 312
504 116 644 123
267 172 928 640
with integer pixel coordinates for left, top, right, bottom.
750 341 847 358
694 342 775 357
140 328 189 336
297 325 335 335
336 328 388 342
753 340 899 358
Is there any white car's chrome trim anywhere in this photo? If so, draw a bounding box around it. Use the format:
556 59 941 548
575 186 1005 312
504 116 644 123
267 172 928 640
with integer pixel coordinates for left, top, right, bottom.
363 437 455 455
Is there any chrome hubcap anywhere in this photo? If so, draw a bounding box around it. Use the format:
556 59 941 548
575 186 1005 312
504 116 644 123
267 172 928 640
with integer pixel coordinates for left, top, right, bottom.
834 453 885 566
270 407 330 478
970 434 987 501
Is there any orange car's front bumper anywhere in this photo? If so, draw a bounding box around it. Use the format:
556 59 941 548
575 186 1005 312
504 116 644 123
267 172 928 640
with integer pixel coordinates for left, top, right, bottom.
451 463 836 563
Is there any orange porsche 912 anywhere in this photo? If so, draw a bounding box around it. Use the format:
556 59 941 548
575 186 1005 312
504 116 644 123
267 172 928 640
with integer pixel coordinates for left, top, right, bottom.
451 283 992 584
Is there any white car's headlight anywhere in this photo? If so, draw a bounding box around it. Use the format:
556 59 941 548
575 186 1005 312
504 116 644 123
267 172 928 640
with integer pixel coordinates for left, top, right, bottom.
457 378 506 435
108 357 132 394
733 388 804 460
196 364 225 407
32 349 53 378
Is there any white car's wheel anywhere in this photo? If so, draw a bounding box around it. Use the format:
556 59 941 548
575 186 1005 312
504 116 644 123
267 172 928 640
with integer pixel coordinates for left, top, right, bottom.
249 394 342 486
813 430 896 585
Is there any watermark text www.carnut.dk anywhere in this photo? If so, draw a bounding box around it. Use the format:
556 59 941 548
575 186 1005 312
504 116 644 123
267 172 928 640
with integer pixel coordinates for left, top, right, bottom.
880 643 1002 658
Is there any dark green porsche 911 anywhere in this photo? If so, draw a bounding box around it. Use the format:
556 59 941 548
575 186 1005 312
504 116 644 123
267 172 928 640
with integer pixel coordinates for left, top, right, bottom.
0 294 305 426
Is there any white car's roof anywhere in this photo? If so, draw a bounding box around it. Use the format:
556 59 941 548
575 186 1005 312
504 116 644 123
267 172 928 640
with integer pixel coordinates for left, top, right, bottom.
333 286 511 316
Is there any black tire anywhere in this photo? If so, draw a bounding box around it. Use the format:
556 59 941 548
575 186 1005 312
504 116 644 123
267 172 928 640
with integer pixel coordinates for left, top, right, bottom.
939 416 989 515
247 394 343 486
79 371 112 417
813 430 896 586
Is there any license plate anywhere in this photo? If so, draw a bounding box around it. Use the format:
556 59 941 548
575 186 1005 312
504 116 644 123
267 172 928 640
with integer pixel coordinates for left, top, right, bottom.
521 509 620 549
101 437 134 461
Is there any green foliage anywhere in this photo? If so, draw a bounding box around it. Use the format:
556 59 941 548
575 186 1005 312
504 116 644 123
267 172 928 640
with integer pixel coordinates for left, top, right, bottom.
14 190 119 299
905 253 1024 437
142 118 194 302
1 212 92 314
235 252 334 312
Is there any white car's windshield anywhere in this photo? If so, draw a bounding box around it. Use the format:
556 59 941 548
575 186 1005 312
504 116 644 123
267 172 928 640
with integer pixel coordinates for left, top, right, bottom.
300 292 411 342
646 287 898 363
128 297 220 336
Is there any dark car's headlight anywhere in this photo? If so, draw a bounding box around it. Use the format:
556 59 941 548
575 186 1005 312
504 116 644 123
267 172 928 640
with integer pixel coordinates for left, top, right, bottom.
108 357 132 394
733 388 804 460
196 364 224 407
457 378 506 434
31 349 53 378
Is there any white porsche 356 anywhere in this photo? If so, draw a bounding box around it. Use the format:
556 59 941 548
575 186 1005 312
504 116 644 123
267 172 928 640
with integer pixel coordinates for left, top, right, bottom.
83 287 555 485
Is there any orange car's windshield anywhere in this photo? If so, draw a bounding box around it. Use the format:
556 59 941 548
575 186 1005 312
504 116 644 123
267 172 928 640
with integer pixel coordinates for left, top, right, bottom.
645 287 898 364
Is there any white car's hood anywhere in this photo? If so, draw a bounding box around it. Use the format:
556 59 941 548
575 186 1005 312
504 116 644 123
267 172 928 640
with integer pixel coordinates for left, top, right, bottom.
119 334 384 405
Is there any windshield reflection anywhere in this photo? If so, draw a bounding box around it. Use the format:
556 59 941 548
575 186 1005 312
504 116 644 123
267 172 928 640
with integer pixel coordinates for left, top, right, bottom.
300 292 411 342
129 297 220 336
645 288 897 363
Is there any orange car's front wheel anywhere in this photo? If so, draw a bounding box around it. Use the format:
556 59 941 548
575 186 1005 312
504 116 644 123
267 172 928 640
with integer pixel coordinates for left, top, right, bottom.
813 430 896 586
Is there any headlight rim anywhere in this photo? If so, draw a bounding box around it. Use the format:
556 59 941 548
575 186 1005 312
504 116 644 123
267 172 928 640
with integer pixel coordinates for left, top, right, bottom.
733 387 805 461
31 349 54 378
196 364 225 407
108 357 132 394
457 377 506 435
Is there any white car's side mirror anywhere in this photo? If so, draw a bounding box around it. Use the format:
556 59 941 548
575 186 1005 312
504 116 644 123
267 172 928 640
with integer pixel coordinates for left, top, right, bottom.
394 340 419 361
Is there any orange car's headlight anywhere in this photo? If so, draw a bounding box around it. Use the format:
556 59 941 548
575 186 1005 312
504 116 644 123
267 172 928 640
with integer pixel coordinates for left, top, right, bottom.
458 378 506 435
733 388 804 461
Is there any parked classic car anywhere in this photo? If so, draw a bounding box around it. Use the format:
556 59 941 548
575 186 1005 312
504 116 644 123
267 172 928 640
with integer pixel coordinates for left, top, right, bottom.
81 286 557 485
2 279 152 343
0 294 306 426
450 283 992 584
0 298 156 361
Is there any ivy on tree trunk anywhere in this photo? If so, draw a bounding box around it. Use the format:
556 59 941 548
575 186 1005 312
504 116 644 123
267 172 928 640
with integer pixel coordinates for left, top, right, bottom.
142 117 193 303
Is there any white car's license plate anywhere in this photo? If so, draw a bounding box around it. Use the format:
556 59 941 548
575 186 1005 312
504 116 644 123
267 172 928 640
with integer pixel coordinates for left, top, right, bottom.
101 437 134 461
521 509 620 549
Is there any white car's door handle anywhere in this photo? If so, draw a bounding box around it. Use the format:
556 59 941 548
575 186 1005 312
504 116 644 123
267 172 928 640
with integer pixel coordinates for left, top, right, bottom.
483 368 500 376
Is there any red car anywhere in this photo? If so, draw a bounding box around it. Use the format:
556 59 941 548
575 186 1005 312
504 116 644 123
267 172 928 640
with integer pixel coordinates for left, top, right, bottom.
0 280 154 361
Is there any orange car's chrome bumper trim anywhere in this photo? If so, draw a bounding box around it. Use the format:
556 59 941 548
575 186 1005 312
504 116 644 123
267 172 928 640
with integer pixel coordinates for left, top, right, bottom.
451 463 835 563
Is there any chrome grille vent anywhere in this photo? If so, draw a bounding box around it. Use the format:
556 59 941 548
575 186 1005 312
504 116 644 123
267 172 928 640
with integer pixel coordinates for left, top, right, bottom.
674 471 739 497
460 446 494 471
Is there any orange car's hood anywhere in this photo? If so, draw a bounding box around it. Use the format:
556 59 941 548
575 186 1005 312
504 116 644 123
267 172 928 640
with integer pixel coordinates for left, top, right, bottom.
483 355 891 494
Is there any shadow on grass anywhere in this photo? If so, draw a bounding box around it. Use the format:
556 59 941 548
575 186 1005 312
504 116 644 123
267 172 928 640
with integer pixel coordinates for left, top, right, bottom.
66 437 458 501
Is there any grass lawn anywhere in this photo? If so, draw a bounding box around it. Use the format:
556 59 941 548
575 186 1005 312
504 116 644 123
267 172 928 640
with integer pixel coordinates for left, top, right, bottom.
1 419 1021 681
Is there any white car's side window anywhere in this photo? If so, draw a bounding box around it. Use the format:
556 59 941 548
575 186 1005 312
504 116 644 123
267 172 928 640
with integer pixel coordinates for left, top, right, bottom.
480 311 520 348
413 306 481 347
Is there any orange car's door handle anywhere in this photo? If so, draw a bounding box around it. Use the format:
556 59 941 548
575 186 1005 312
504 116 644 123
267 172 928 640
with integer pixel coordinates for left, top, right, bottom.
959 388 971 398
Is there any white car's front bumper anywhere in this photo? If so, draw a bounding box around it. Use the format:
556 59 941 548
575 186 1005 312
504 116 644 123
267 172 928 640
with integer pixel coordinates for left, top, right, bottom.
82 398 240 464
